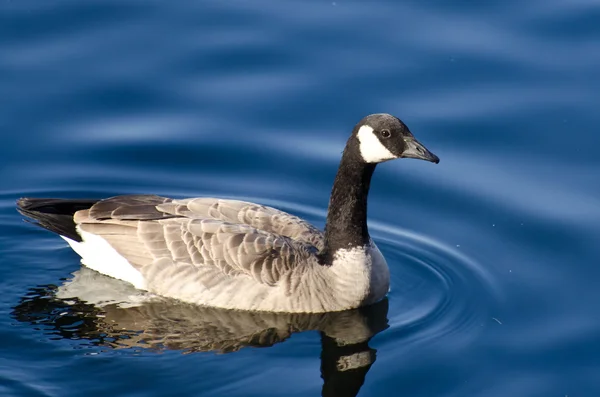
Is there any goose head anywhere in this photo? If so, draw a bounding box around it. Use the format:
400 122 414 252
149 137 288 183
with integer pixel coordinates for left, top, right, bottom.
352 113 439 164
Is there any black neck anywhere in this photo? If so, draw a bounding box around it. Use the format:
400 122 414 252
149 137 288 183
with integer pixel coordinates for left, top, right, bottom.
321 141 376 264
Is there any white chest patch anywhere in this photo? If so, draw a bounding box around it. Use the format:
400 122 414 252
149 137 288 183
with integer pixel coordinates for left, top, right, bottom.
330 246 372 305
357 125 396 163
329 242 390 306
332 246 371 271
61 228 147 290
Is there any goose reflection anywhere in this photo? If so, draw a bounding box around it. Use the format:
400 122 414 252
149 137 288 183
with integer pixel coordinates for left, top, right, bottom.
12 267 389 397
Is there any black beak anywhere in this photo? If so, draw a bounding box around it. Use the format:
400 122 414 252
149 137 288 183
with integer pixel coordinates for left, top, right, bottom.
402 138 439 164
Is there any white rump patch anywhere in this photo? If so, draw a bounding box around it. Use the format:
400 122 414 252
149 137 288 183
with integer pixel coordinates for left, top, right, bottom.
357 125 396 163
61 228 147 290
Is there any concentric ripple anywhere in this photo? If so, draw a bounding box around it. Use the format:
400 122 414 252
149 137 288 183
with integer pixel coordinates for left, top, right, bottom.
369 220 500 350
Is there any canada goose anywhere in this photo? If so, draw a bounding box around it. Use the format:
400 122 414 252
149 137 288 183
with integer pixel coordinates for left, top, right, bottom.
17 113 439 313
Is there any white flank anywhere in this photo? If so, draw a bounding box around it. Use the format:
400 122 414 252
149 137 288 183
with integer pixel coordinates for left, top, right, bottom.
60 227 147 290
357 125 396 163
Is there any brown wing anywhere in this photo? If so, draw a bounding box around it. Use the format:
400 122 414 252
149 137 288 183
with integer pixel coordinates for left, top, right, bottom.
74 195 321 291
157 197 324 251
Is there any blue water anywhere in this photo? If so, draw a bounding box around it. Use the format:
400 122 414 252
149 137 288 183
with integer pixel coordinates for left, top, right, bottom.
1 1 600 396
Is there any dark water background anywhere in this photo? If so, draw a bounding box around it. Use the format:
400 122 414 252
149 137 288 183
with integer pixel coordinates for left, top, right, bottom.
1 1 600 396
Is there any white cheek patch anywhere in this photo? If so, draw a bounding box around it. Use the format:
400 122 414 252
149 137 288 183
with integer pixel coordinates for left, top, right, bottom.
357 125 396 163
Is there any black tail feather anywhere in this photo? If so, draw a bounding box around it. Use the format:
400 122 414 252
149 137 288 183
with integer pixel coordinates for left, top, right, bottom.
17 198 99 242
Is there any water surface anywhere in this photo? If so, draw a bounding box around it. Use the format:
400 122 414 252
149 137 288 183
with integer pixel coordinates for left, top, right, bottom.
1 1 600 396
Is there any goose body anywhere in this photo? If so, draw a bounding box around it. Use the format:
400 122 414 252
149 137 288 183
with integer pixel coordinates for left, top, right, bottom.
18 114 439 313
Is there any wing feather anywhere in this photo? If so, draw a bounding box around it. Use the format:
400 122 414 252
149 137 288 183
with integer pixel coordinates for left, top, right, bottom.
157 198 324 251
74 195 322 291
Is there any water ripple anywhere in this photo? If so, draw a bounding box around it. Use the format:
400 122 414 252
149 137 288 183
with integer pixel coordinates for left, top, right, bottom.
371 220 499 351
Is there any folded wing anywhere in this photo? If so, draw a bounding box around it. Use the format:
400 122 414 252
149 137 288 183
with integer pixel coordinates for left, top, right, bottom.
74 195 323 292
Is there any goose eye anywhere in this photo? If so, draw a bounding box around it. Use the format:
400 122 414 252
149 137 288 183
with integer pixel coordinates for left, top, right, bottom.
381 130 391 138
